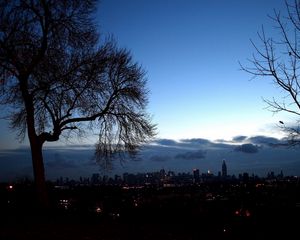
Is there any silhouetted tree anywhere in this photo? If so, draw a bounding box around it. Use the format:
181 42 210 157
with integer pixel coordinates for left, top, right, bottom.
0 0 156 208
241 0 300 144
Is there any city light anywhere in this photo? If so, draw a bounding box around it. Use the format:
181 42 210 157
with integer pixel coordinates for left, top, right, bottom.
95 207 102 213
59 199 70 210
234 208 251 217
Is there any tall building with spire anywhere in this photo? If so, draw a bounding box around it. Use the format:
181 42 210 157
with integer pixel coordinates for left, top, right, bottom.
222 160 227 178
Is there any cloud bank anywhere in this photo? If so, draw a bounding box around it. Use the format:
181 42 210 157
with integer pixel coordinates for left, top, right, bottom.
0 135 299 181
234 144 259 154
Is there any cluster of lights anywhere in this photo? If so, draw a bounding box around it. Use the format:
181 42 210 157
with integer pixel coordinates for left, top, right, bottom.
109 212 120 219
234 208 251 217
59 199 70 209
133 199 139 207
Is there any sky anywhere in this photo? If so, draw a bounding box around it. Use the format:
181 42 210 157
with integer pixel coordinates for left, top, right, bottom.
1 0 300 181
96 0 290 141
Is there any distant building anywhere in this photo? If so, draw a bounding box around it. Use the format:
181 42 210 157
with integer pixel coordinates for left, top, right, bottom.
222 160 227 178
160 169 166 179
193 169 200 183
91 173 100 184
242 172 249 182
279 170 284 179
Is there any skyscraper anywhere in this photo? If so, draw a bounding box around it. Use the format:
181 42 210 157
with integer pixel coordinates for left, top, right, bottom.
222 160 227 178
193 169 200 183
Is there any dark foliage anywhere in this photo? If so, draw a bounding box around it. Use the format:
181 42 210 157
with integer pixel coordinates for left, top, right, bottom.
0 0 156 207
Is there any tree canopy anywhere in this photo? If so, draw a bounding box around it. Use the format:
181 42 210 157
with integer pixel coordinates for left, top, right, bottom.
0 0 156 207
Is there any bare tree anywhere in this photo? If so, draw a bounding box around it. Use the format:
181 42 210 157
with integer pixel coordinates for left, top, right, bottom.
241 0 300 144
0 0 156 208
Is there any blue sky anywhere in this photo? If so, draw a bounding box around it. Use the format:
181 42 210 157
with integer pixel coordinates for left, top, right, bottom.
96 0 289 140
1 0 300 180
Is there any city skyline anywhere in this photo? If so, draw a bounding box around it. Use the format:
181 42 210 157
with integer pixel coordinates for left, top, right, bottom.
1 2 298 239
1 136 300 181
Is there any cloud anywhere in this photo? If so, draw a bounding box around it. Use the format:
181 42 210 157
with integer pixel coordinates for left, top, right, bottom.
149 155 172 162
234 144 259 154
232 136 247 142
247 136 282 146
180 138 211 145
215 135 287 149
175 150 207 160
44 144 94 150
154 139 179 146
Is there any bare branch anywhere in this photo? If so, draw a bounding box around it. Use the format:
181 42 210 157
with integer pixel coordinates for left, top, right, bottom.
0 0 156 172
241 0 300 145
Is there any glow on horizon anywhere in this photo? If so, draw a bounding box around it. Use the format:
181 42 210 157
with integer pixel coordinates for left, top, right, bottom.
156 120 286 142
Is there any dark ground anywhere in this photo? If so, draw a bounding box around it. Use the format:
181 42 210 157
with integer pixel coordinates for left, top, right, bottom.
1 202 299 240
1 182 299 240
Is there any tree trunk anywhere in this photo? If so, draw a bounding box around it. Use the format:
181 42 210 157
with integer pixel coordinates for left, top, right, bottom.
29 134 49 209
29 136 50 209
19 75 49 209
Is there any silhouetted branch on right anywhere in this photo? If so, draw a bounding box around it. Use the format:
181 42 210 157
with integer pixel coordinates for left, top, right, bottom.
240 0 300 145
